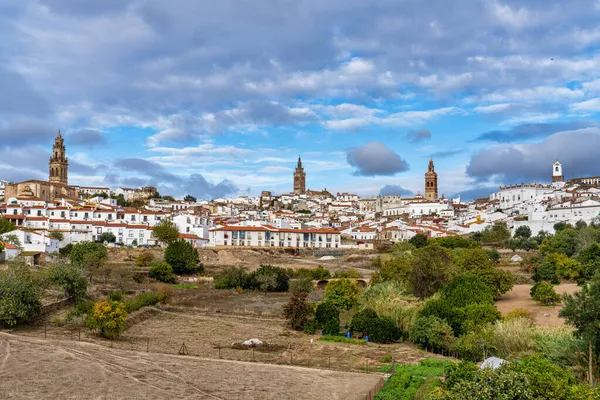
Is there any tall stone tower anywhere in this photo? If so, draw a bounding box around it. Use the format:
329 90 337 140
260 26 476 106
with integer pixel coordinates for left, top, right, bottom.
293 155 306 194
49 130 69 185
552 160 564 183
425 158 438 201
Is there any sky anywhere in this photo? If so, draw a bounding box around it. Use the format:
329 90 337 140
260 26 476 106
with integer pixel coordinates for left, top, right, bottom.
1 0 600 201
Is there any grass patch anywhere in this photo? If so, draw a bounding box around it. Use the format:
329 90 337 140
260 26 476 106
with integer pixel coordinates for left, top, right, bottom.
374 358 454 400
175 283 199 289
319 335 367 345
124 292 159 313
379 355 393 363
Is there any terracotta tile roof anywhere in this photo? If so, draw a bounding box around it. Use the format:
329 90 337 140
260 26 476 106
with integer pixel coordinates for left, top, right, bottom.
49 219 70 223
2 242 18 250
179 233 208 240
4 214 25 219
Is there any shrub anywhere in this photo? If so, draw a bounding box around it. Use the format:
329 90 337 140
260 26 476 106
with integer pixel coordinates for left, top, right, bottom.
283 292 313 330
409 315 454 353
315 302 340 335
303 319 319 334
531 282 561 305
85 300 127 339
349 309 401 343
148 261 177 284
504 308 534 324
289 278 313 294
409 233 429 248
253 265 291 292
333 269 361 279
441 275 495 307
566 384 600 400
509 354 575 400
164 239 202 274
361 281 421 335
471 267 514 299
99 232 116 243
66 299 95 322
124 292 159 313
410 245 457 299
69 241 108 268
136 251 155 268
0 268 42 327
155 284 174 304
491 318 537 359
214 267 252 289
45 263 88 302
535 327 586 373
487 249 501 264
324 278 360 310
108 291 124 302
450 328 497 361
371 252 412 285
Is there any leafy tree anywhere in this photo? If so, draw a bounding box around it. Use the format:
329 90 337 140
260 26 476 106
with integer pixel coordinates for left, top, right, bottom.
540 228 579 257
409 315 454 353
560 275 600 386
531 282 561 305
471 267 514 298
481 222 511 245
152 219 180 245
3 234 22 249
454 247 492 270
69 242 108 281
509 354 575 400
576 220 589 230
214 267 252 289
535 253 581 282
283 292 312 330
371 252 412 284
442 275 495 307
255 272 277 296
162 195 176 201
148 261 176 284
0 216 16 235
410 245 457 299
0 267 43 326
408 233 428 248
515 225 532 239
554 222 573 232
487 249 500 264
579 243 600 279
315 302 340 335
253 265 291 292
99 232 116 243
0 242 4 253
294 265 331 280
85 300 127 339
46 263 88 302
324 278 360 310
183 194 197 202
349 308 400 343
164 239 202 274
289 278 313 294
49 231 64 241
430 236 480 249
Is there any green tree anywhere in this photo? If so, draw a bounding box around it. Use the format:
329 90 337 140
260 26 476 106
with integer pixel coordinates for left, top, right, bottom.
531 282 561 305
283 292 312 330
371 252 412 284
509 354 575 400
85 300 127 339
183 194 197 202
48 231 64 241
349 308 401 343
454 247 492 270
289 278 313 294
315 302 340 335
560 275 600 386
579 243 600 279
99 232 116 243
554 222 573 232
148 261 176 283
481 222 512 245
0 216 16 235
487 249 501 264
45 263 88 302
253 265 291 292
2 234 21 249
69 242 108 281
0 267 42 326
409 315 454 353
515 225 532 239
408 233 428 248
324 278 360 310
152 219 180 245
164 239 202 274
540 228 579 257
410 245 457 299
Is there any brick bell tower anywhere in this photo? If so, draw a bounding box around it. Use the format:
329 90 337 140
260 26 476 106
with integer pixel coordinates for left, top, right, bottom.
425 158 438 201
49 129 69 185
293 155 306 194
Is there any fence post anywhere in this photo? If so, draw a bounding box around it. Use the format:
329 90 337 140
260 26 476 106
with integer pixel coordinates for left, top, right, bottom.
146 337 150 352
391 357 395 375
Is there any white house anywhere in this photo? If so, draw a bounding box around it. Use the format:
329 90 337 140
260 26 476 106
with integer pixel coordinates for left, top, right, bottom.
209 225 341 248
1 242 21 260
0 229 59 254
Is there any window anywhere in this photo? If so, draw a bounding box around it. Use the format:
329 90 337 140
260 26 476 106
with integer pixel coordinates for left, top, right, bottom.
131 215 136 222
139 231 144 237
37 210 42 216
96 227 102 234
108 214 112 220
129 231 134 238
13 209 17 215
61 211 65 218
143 216 147 222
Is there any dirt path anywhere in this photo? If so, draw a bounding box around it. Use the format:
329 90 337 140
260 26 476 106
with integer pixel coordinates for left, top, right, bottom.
0 332 381 400
495 284 580 327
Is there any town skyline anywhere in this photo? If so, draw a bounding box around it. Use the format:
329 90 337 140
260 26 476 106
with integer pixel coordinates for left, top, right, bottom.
1 1 600 201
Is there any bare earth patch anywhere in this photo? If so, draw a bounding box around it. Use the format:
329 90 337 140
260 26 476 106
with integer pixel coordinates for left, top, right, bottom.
0 332 381 400
496 284 581 327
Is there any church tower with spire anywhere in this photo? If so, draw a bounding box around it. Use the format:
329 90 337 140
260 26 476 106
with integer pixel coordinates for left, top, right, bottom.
49 130 69 185
293 155 306 194
425 158 438 201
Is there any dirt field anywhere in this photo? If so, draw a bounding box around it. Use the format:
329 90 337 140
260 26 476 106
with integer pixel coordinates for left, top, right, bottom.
0 332 382 400
496 284 581 327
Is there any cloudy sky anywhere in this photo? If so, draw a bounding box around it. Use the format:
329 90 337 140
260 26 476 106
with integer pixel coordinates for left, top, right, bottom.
1 0 600 200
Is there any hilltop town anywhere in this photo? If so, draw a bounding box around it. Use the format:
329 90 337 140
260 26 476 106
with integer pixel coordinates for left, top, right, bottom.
1 131 599 258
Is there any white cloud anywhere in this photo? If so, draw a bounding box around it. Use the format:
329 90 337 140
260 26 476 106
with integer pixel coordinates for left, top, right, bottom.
570 98 600 113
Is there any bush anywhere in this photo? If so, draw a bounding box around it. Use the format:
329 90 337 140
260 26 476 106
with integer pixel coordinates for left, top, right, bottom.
361 281 420 335
164 239 202 274
155 284 174 304
491 318 537 359
487 249 501 263
315 302 340 335
504 308 534 324
509 354 575 400
283 292 313 330
253 265 292 292
0 268 42 327
333 269 361 279
303 319 319 334
108 291 124 302
136 251 155 268
324 278 360 310
441 275 495 307
450 328 496 361
45 263 88 302
409 315 454 353
148 261 177 284
99 232 116 243
531 282 561 305
66 299 95 322
289 278 313 294
410 245 457 299
471 267 514 298
124 292 159 313
69 241 108 268
349 309 401 343
214 268 252 289
85 300 127 339
409 233 429 248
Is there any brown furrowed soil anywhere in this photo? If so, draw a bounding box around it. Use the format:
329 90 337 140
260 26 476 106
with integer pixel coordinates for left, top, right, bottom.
495 283 581 327
0 332 381 400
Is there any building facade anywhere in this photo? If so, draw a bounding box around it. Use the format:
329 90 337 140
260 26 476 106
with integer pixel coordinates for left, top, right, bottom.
209 225 341 248
49 130 69 185
425 158 438 201
293 156 306 194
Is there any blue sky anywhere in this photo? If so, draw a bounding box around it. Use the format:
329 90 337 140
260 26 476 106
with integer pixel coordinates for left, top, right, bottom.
1 0 600 200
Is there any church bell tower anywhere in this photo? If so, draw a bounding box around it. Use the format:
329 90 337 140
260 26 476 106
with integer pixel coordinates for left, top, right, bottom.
49 130 69 185
425 158 438 201
293 155 306 194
